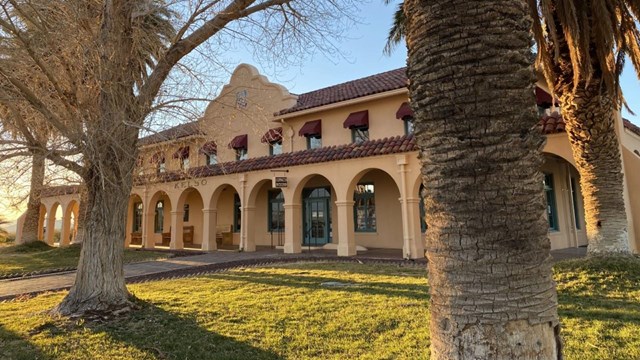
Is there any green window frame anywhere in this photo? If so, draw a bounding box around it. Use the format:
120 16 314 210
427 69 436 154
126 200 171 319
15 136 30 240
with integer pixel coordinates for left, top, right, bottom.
268 190 285 232
154 201 164 233
354 183 376 232
544 173 559 231
233 194 241 232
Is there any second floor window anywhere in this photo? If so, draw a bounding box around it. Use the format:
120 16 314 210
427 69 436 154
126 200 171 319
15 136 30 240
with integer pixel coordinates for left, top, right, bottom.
181 157 190 170
270 141 282 156
236 148 248 161
157 160 166 174
351 126 369 144
404 116 415 135
206 153 217 165
307 135 322 150
229 134 248 161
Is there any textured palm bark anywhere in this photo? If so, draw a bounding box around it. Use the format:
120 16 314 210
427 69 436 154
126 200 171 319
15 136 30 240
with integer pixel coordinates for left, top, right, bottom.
404 1 560 358
54 0 139 316
558 89 630 256
20 152 45 243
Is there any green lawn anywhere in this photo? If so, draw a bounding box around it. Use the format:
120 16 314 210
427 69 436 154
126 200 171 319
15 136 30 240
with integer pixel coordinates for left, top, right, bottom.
0 242 172 277
0 259 639 359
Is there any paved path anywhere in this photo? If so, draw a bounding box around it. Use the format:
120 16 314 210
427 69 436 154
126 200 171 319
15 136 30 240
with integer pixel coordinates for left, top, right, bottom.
0 246 586 300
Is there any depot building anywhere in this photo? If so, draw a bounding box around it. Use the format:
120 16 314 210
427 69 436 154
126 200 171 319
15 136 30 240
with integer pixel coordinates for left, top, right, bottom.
22 64 640 257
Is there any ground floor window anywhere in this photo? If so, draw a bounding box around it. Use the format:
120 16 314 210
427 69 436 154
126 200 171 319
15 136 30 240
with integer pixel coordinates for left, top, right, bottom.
354 183 376 232
133 202 143 233
154 201 164 233
269 190 284 232
419 185 426 232
544 173 559 231
234 194 241 232
183 204 190 222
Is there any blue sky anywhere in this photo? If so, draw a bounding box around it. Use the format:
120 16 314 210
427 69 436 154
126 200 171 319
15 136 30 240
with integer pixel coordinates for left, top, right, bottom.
225 1 640 127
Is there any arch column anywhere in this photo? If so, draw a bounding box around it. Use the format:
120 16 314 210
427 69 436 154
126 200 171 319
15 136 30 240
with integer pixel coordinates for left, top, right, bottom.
407 197 425 259
37 206 46 240
284 203 302 254
60 206 72 247
170 210 184 250
243 205 256 252
336 200 356 257
143 212 155 249
202 208 218 251
45 206 56 245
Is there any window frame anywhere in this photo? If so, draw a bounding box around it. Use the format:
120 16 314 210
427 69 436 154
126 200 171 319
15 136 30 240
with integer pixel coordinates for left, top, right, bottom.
403 116 415 135
133 202 143 233
544 173 559 231
233 194 241 232
154 201 164 233
269 140 283 156
353 183 376 232
351 126 369 144
570 177 581 230
206 153 218 165
236 148 248 161
268 190 285 232
157 160 166 174
306 135 322 150
183 204 190 222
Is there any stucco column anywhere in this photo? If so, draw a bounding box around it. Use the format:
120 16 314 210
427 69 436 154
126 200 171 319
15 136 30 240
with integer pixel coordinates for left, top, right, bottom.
407 197 425 259
239 174 248 250
396 154 412 259
284 203 302 254
37 210 45 240
170 210 184 250
45 208 56 245
336 200 356 257
243 205 257 252
60 212 72 247
201 208 218 251
143 212 155 249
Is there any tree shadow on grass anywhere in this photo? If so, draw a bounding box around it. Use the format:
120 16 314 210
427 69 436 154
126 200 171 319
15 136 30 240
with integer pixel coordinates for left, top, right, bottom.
210 269 430 301
0 324 50 360
92 299 284 360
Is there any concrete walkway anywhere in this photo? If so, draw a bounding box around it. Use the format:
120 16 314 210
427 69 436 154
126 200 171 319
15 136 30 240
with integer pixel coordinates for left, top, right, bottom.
0 246 586 301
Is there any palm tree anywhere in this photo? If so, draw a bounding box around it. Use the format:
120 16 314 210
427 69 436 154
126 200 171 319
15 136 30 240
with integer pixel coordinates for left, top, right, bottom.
528 0 636 256
402 0 560 358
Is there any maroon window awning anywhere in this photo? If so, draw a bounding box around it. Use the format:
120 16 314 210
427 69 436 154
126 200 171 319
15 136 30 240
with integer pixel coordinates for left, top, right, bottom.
228 134 248 149
199 141 217 155
343 110 369 129
261 127 283 143
298 119 322 137
149 152 165 164
536 87 555 107
396 102 413 119
172 146 190 159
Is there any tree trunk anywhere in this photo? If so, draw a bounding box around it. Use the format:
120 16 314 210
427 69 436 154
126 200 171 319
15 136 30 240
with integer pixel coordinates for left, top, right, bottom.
20 152 45 243
53 0 140 316
403 1 561 358
558 87 630 256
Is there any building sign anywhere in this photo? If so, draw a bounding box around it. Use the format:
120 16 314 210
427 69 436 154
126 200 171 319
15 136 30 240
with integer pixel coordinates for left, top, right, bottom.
174 179 208 190
236 89 248 109
274 176 288 188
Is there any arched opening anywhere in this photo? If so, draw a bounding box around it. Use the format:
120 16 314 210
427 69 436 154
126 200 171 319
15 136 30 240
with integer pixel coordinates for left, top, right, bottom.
542 153 587 250
126 194 144 247
210 184 240 249
347 169 402 250
147 191 172 248
248 179 285 248
45 202 62 245
177 187 205 249
293 174 337 248
61 200 79 246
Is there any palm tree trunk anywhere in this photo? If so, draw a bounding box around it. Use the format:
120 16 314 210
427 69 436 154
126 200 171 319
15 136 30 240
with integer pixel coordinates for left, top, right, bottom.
403 1 561 358
558 86 630 256
20 152 45 243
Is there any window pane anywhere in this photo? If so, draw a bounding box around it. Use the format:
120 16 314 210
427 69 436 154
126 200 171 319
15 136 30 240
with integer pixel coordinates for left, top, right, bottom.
405 118 415 135
308 136 322 149
353 183 375 232
544 174 559 231
207 154 217 165
270 141 282 156
352 127 369 144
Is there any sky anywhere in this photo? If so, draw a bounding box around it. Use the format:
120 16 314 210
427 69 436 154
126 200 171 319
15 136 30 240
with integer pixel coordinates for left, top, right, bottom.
2 1 640 225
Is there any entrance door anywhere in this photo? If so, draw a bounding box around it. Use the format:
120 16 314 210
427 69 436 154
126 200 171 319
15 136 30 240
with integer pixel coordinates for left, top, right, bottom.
303 188 331 246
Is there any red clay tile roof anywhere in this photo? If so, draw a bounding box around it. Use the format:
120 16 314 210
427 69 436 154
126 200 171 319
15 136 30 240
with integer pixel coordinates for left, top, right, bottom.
138 121 202 146
539 112 566 134
624 119 640 137
136 135 417 185
277 68 409 115
40 185 83 197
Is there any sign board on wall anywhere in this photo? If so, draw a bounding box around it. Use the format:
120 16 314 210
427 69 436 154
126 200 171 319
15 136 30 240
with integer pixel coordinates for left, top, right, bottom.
274 176 288 188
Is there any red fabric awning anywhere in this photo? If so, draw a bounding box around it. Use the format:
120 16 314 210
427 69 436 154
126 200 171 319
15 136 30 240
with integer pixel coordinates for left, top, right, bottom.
228 134 248 149
298 120 322 137
396 102 413 119
172 146 190 159
261 127 283 143
149 152 165 164
536 87 556 106
343 110 369 129
199 141 217 155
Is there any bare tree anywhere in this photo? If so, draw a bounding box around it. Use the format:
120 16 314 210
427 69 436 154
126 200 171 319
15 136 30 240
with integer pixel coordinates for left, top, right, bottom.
0 0 358 316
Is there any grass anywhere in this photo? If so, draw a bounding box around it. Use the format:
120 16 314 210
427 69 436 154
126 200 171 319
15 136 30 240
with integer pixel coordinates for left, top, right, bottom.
0 242 172 277
0 259 639 359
